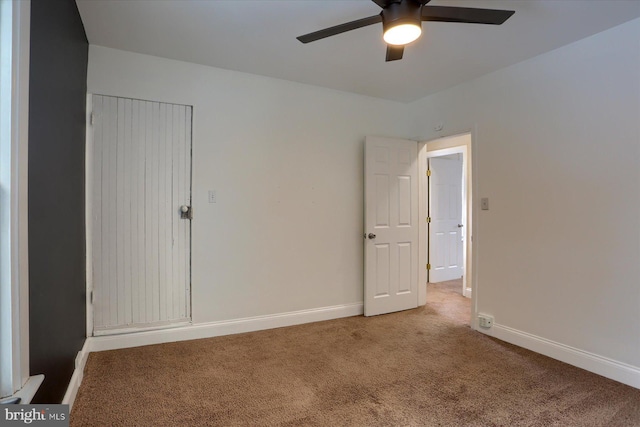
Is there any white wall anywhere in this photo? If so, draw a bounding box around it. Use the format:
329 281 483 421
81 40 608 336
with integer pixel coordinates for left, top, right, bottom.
87 46 412 324
410 19 640 370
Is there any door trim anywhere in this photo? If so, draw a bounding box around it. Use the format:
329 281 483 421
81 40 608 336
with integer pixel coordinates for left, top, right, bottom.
419 132 477 328
427 147 467 291
85 93 94 338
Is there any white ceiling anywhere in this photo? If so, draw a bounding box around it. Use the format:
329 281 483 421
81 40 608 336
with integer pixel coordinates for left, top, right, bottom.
76 0 640 103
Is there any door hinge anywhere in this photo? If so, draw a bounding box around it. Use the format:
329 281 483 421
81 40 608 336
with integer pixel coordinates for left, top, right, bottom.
426 169 431 177
90 113 95 126
426 263 431 270
90 290 94 304
426 217 431 223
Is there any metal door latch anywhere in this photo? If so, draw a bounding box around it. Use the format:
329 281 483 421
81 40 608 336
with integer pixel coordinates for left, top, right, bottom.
180 205 193 220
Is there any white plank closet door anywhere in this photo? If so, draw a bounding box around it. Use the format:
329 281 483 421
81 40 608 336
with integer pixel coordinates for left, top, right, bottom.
91 95 192 335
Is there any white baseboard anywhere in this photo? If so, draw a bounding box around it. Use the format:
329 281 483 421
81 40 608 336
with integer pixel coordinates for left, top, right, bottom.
62 340 90 409
87 302 364 353
485 323 640 389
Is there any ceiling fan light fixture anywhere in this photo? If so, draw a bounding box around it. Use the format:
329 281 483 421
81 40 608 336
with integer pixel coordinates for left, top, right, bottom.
381 1 424 46
383 23 422 45
296 0 515 62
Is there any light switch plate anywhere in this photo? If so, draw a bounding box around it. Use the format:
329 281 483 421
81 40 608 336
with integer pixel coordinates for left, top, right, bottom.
481 198 489 210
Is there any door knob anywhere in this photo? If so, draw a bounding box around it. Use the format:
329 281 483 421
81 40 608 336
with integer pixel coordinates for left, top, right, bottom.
368 233 376 239
457 224 464 228
180 205 192 220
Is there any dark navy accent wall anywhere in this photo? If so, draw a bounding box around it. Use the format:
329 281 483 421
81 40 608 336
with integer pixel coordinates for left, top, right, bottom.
28 0 88 403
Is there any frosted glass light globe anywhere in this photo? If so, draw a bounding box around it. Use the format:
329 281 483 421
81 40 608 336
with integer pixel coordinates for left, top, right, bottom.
383 24 422 45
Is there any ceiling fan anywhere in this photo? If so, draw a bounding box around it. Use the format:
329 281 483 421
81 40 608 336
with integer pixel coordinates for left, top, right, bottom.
297 0 515 62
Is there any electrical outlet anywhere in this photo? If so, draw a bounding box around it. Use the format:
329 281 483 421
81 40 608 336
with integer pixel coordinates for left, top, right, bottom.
208 190 216 204
478 314 493 328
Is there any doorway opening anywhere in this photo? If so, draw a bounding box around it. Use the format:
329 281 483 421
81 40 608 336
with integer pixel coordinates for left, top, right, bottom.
418 133 474 326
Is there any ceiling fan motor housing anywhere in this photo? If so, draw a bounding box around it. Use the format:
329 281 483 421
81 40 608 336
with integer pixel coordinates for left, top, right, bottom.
381 0 424 35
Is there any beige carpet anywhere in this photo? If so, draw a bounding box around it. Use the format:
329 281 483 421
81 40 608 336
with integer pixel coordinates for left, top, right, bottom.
433 278 464 295
71 282 640 426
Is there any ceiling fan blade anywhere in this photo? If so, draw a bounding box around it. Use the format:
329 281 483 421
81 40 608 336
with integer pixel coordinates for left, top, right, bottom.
385 45 404 62
422 6 514 25
297 15 382 44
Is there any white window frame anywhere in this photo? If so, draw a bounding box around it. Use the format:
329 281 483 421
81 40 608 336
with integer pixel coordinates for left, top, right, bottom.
0 0 39 401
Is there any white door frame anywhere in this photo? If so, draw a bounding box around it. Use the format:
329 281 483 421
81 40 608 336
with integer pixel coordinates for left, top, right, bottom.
418 132 477 327
427 155 465 284
427 147 467 293
85 93 94 338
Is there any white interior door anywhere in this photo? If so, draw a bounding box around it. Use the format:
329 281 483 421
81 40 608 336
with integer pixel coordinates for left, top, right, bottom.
429 156 463 282
364 136 418 316
90 95 192 335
